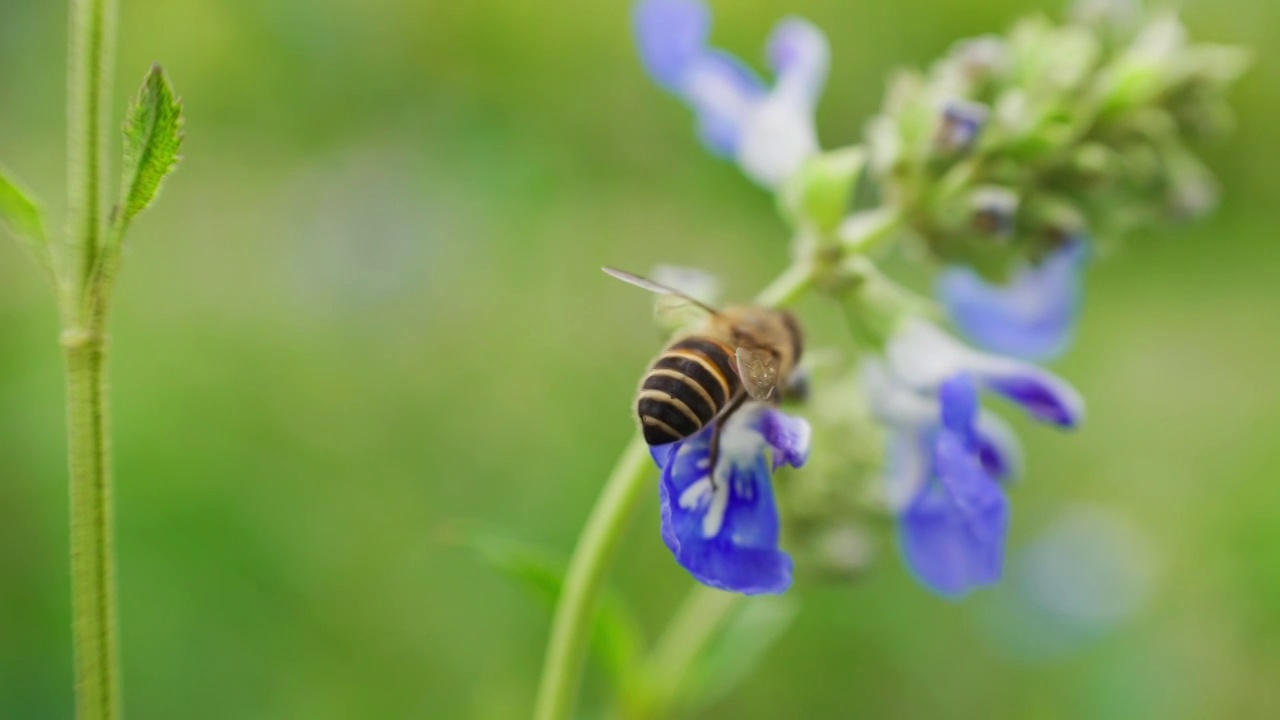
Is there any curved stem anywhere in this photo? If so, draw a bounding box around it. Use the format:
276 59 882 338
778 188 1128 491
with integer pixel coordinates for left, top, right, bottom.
532 262 817 720
64 0 121 718
533 437 651 720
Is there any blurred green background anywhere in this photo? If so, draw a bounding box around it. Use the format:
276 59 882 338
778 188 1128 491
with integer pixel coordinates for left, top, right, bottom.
2 0 1279 717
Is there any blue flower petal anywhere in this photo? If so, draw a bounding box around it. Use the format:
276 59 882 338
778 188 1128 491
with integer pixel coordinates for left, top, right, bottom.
938 373 979 439
900 430 1010 599
974 412 1023 483
682 50 767 157
654 407 800 594
634 0 710 90
757 406 812 470
650 441 678 468
937 240 1088 361
978 366 1084 428
765 17 829 106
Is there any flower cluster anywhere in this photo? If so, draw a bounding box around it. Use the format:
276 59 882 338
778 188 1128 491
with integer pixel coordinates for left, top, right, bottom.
864 5 1248 276
630 0 1242 597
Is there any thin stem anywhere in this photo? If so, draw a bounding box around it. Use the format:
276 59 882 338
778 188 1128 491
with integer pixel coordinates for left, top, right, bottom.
532 262 818 720
64 0 121 718
635 585 741 717
533 437 652 720
753 260 816 308
66 0 116 293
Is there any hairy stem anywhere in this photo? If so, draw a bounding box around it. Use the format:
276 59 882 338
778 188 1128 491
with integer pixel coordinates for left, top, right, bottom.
62 331 120 720
65 0 121 718
66 0 115 293
531 263 817 720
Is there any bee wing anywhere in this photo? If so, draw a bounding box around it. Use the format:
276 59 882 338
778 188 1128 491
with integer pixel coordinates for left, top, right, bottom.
602 267 721 316
734 347 780 401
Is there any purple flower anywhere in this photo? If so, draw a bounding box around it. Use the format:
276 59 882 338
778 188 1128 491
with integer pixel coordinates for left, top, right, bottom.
651 404 811 594
937 239 1089 361
885 318 1084 427
865 320 1084 598
899 375 1010 598
634 0 829 188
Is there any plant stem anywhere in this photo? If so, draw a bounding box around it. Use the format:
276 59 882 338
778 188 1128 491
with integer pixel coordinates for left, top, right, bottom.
531 262 817 720
753 260 816 308
65 0 121 718
67 0 115 292
62 329 120 720
533 437 651 720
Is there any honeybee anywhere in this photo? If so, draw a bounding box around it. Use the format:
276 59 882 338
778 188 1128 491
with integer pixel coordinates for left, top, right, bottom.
603 267 804 473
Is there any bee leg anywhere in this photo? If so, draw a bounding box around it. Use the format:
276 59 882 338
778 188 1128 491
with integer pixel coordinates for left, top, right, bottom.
705 392 747 490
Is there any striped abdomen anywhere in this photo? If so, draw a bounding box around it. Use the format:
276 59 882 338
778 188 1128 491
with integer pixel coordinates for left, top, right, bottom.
637 336 741 446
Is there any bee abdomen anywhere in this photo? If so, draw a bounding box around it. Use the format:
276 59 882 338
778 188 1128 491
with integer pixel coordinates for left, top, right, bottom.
637 337 740 446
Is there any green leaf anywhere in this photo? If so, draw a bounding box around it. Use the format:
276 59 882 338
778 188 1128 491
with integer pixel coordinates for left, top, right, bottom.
452 527 645 687
0 168 53 275
0 168 49 247
678 596 799 710
117 64 184 230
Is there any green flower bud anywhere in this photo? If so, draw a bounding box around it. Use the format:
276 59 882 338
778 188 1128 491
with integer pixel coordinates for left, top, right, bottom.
1071 142 1122 187
970 186 1020 240
1161 144 1219 219
1096 14 1188 116
780 146 868 237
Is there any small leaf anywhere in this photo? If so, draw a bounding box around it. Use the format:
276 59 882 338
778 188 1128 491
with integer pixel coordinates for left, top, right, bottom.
678 596 799 710
117 64 184 230
0 168 53 275
452 527 646 686
0 168 49 247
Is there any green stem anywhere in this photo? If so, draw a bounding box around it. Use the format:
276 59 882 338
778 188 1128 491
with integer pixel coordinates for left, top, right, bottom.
62 330 120 720
64 0 121 718
752 260 816 308
531 263 817 720
533 437 651 720
66 0 115 294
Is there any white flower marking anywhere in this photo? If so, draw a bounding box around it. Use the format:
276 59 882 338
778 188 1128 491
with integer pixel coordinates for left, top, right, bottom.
674 404 771 539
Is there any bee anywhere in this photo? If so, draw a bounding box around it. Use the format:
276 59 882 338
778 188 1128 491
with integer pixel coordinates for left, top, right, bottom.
603 267 804 474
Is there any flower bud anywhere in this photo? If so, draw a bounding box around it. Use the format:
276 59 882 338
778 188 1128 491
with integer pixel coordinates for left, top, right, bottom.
1070 142 1121 186
1025 196 1087 248
1162 146 1219 219
1096 14 1187 116
934 99 989 155
970 186 1020 240
780 146 868 237
951 35 1010 82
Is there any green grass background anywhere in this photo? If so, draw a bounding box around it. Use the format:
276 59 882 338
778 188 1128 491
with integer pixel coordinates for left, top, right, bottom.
2 0 1279 717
